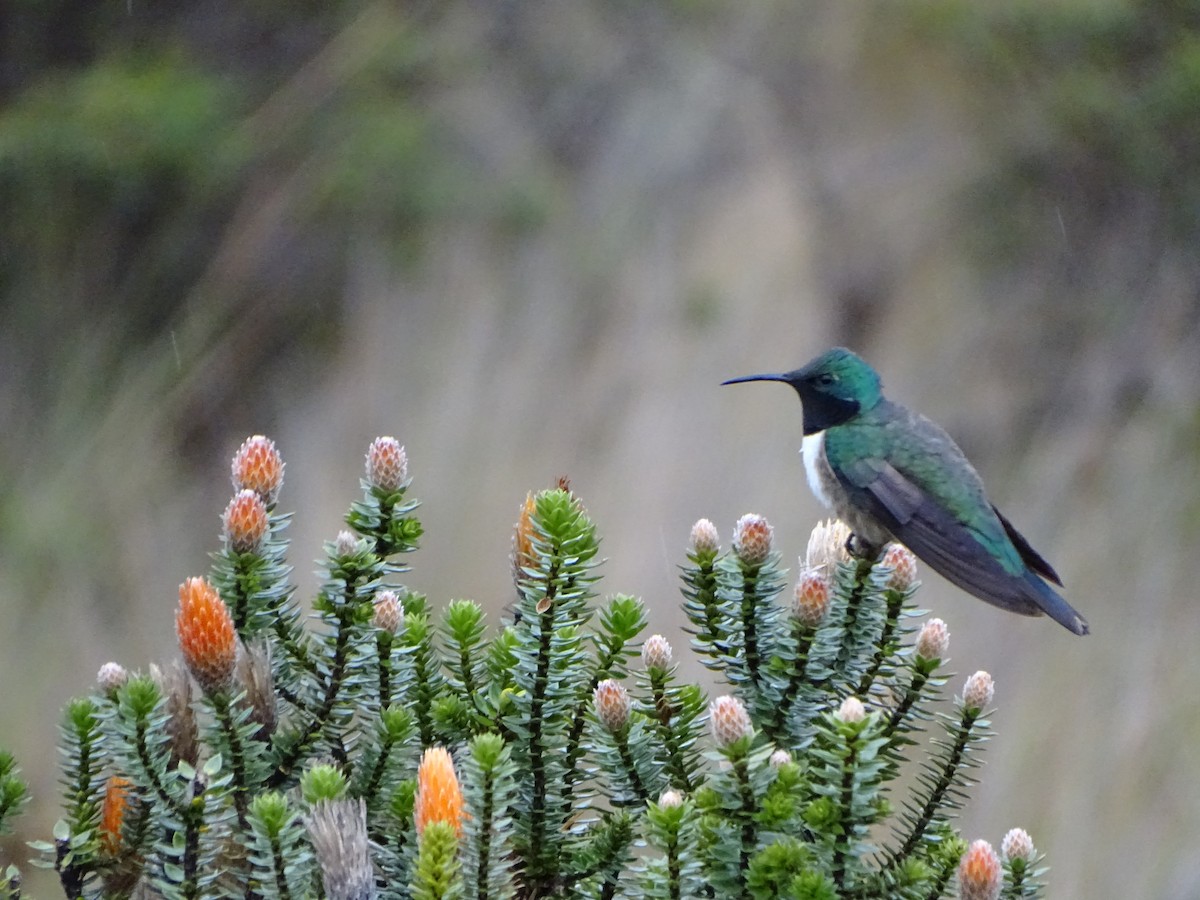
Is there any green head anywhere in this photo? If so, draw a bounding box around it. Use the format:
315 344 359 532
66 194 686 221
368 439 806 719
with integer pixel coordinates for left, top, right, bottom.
723 347 884 434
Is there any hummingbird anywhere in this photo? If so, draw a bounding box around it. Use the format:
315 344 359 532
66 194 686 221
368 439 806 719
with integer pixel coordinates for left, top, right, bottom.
723 347 1089 635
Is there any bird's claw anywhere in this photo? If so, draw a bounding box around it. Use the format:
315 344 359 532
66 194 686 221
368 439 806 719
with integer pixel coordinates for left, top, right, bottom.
845 533 884 561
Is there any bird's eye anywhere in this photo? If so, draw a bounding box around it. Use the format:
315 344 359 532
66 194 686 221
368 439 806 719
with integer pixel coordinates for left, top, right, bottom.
816 373 837 387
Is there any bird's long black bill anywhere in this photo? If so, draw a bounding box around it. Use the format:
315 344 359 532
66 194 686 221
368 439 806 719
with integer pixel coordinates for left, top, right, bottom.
721 373 790 386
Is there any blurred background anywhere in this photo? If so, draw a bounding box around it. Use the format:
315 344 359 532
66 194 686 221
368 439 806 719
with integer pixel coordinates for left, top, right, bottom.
2 0 1198 895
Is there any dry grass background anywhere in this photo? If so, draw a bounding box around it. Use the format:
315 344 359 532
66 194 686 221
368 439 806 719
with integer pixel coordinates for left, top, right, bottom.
2 2 1198 896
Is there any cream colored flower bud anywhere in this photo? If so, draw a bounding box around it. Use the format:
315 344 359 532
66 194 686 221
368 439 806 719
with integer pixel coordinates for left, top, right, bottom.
641 634 673 671
1001 827 1036 863
915 618 950 661
690 518 720 555
836 696 866 724
709 695 752 747
963 671 995 711
97 662 128 696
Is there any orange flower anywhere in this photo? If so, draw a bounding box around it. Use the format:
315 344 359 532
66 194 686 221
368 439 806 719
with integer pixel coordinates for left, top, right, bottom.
223 489 269 553
176 577 237 694
793 567 832 628
414 747 464 838
231 435 284 505
732 514 774 566
99 776 132 856
511 492 538 581
957 839 1002 900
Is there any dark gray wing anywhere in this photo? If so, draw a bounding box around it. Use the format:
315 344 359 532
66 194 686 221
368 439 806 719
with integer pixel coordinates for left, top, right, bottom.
836 457 1045 618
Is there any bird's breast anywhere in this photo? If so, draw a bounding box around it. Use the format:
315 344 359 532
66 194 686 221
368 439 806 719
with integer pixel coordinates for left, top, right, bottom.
802 432 836 508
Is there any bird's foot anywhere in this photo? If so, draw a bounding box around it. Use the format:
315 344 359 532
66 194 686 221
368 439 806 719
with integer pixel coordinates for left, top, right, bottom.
845 533 884 561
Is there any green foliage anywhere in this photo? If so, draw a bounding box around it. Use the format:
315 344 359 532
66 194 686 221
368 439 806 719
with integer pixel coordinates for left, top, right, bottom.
909 0 1200 250
0 438 1051 898
0 753 27 836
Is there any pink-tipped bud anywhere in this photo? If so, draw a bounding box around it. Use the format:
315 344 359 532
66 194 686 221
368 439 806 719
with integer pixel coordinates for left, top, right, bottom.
733 514 773 567
231 435 284 506
957 839 1002 900
963 671 995 712
1001 827 1036 863
915 618 950 661
97 662 128 696
594 679 632 733
709 695 752 747
366 436 408 492
805 519 851 573
836 696 866 724
792 567 831 627
690 518 720 556
769 749 793 768
881 542 918 590
373 590 404 633
641 634 673 671
658 789 684 809
223 489 270 553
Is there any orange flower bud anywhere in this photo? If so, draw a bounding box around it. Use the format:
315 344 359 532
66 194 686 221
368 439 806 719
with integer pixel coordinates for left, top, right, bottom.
176 577 237 694
793 567 831 627
231 435 284 505
593 679 632 733
957 839 1002 900
733 514 773 566
223 489 269 553
414 747 464 838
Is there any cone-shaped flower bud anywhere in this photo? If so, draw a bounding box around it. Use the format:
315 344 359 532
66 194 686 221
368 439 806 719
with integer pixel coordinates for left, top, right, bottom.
366 436 408 492
99 775 132 856
916 618 950 661
733 514 773 566
641 634 673 671
769 749 793 768
709 695 752 748
806 518 852 573
1001 827 1036 863
793 566 832 627
231 435 284 506
594 679 633 733
96 662 128 696
511 491 537 585
690 518 720 555
176 577 237 695
658 788 684 809
334 529 362 558
223 489 269 553
415 746 464 838
372 590 404 633
963 671 995 712
882 542 918 590
957 839 1002 900
307 798 374 900
836 696 866 724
